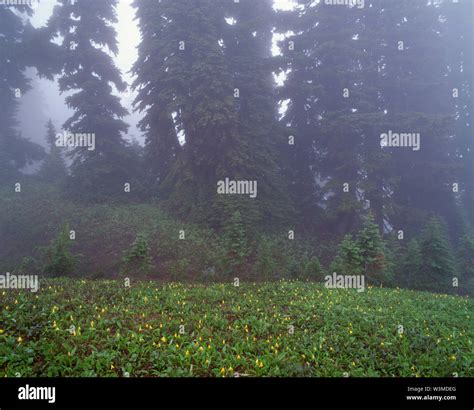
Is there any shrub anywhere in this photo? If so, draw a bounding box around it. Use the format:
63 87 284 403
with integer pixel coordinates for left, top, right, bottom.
303 255 325 281
41 224 79 277
329 234 363 276
121 233 153 277
251 236 280 280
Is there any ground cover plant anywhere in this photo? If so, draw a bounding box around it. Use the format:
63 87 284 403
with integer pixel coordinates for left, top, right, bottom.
1 280 472 377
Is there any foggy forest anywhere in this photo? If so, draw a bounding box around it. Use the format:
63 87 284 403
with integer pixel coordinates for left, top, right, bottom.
0 0 473 379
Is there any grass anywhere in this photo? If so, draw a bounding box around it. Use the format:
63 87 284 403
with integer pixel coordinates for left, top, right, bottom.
1 279 472 377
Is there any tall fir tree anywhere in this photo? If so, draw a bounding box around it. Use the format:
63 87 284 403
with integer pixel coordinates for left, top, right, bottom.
132 0 291 227
0 5 59 184
220 0 293 225
49 0 130 202
276 0 465 242
442 0 473 230
359 0 461 237
276 0 363 235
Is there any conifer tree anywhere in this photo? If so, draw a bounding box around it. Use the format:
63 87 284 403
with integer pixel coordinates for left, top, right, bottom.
400 238 423 289
121 233 153 277
133 0 241 221
49 0 130 201
276 0 463 239
330 234 363 277
39 119 67 183
359 0 460 236
132 0 291 226
221 0 294 224
356 213 386 285
276 0 363 235
443 0 473 229
0 5 58 183
419 217 456 293
379 231 401 287
42 223 78 277
457 234 474 292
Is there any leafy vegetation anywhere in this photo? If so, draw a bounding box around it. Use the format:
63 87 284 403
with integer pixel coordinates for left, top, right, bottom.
121 233 153 277
41 224 79 278
1 280 472 377
1 184 472 295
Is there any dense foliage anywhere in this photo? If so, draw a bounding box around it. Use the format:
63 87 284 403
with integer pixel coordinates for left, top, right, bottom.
1 1 472 294
1 280 471 377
